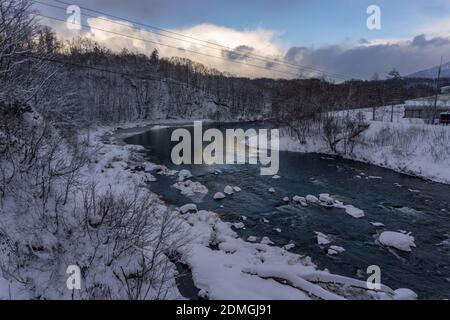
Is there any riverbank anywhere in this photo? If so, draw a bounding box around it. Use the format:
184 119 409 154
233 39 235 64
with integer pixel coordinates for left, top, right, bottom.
279 107 450 185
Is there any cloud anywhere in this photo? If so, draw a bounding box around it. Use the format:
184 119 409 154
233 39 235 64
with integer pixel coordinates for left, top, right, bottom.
222 45 254 61
412 34 450 48
44 14 450 80
284 34 450 80
46 15 290 78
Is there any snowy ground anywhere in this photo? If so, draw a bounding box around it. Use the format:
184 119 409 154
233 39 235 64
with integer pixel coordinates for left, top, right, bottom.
279 105 450 184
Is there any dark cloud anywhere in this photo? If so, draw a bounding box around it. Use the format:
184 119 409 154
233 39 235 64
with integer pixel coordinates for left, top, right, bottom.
358 38 370 45
223 45 255 61
412 34 450 48
285 35 450 80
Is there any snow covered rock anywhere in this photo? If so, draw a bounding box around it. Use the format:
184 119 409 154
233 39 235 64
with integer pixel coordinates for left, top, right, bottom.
179 203 198 214
393 288 418 300
232 222 245 229
283 197 290 202
306 195 319 203
232 186 242 192
319 193 334 204
178 169 193 181
315 232 331 246
273 228 281 233
213 192 226 200
247 236 258 242
342 205 365 218
261 236 274 245
224 185 234 195
173 180 208 197
292 195 305 203
293 195 308 206
378 231 416 252
283 243 295 251
371 222 385 227
268 187 275 193
272 175 281 179
327 245 345 255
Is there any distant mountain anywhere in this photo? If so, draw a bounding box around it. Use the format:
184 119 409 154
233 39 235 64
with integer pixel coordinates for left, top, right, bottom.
407 61 450 79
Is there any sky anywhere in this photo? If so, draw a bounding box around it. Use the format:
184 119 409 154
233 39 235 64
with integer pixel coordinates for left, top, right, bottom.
35 0 450 80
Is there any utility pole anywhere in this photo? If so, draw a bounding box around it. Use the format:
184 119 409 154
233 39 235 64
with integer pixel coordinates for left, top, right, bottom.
432 57 443 125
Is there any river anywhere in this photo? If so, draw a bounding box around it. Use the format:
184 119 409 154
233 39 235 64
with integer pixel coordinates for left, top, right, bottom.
124 122 450 300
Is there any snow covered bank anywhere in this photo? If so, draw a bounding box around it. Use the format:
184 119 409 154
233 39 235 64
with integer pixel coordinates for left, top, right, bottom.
279 107 450 184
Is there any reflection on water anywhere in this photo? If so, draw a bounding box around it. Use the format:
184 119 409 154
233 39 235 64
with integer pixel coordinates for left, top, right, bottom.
125 122 450 300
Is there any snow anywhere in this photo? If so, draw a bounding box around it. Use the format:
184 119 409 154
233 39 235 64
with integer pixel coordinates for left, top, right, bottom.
283 243 295 251
315 232 331 246
378 231 416 252
393 288 418 300
273 228 282 233
278 106 450 185
306 193 365 218
319 193 333 203
260 237 275 245
283 196 290 202
272 175 281 179
224 185 234 195
178 206 416 299
328 246 345 255
232 186 242 192
293 195 305 202
232 222 245 229
173 180 208 197
180 203 198 214
341 205 365 218
268 187 276 193
213 192 226 200
371 222 385 227
306 195 319 203
0 120 416 300
178 169 193 181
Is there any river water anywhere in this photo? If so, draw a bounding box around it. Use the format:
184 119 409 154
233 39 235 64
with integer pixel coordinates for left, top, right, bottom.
124 122 450 300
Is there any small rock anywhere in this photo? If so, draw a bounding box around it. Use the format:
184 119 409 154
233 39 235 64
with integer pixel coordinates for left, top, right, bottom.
179 203 197 214
261 236 274 245
224 185 234 195
214 192 226 200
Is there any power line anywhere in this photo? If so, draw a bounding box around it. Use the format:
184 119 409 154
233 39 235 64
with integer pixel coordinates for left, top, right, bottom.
32 0 353 81
19 53 216 95
49 0 351 79
33 13 314 80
